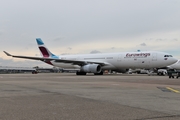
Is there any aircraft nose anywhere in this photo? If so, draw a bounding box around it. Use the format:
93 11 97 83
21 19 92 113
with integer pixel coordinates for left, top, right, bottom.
171 57 178 64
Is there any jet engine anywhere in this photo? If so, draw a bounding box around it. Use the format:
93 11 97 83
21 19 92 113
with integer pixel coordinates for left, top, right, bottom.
80 64 101 73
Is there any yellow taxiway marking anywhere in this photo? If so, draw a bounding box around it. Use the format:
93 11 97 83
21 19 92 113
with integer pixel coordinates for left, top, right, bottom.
166 87 180 93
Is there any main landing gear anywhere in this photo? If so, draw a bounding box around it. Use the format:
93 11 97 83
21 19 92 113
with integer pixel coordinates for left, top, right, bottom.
76 71 104 75
94 71 103 75
76 72 87 75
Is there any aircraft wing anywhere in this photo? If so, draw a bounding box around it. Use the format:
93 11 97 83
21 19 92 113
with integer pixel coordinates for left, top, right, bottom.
3 51 107 66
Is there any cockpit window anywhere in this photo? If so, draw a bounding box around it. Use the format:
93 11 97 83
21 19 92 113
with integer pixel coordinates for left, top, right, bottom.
164 55 173 57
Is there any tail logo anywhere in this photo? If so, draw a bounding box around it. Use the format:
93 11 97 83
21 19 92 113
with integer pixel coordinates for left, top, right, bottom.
39 46 50 58
36 38 58 59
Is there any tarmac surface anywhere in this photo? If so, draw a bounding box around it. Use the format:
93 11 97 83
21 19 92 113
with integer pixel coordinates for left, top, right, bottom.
0 73 180 120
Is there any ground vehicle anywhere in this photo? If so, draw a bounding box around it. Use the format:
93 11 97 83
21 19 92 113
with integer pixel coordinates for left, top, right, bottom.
157 69 167 76
167 69 180 78
32 70 38 74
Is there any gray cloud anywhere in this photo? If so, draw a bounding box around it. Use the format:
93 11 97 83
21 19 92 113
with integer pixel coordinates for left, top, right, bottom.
53 37 65 42
0 0 180 67
172 38 178 41
111 47 115 50
156 39 163 41
146 38 154 41
90 50 101 54
0 0 179 47
140 43 147 46
154 38 179 42
67 47 72 50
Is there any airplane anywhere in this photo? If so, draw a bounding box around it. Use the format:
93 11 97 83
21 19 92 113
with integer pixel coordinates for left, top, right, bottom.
3 38 178 75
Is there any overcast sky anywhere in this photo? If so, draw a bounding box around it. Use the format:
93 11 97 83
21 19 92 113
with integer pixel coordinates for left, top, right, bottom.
0 0 180 67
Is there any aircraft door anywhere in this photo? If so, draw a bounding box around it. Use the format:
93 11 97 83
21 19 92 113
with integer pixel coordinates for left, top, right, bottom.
152 53 157 61
117 54 122 61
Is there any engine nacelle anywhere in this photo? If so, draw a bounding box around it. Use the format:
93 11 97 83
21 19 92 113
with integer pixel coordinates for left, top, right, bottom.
80 64 101 73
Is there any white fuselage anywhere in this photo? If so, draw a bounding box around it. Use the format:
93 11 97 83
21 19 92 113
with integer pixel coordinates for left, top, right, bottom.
49 51 177 71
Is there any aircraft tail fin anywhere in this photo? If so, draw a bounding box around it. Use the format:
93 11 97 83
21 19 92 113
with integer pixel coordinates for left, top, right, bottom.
36 38 58 58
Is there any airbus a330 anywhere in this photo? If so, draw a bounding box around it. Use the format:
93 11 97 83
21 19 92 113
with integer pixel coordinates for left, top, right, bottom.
4 38 177 75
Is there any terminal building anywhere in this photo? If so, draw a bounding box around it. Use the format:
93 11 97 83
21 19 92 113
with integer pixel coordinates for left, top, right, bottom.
0 66 62 74
0 66 35 74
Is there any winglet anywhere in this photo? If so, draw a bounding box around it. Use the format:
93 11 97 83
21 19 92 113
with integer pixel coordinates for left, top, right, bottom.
3 51 12 56
36 38 44 45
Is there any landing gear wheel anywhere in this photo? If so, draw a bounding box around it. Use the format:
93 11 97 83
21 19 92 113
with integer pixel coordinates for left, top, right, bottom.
76 72 87 75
